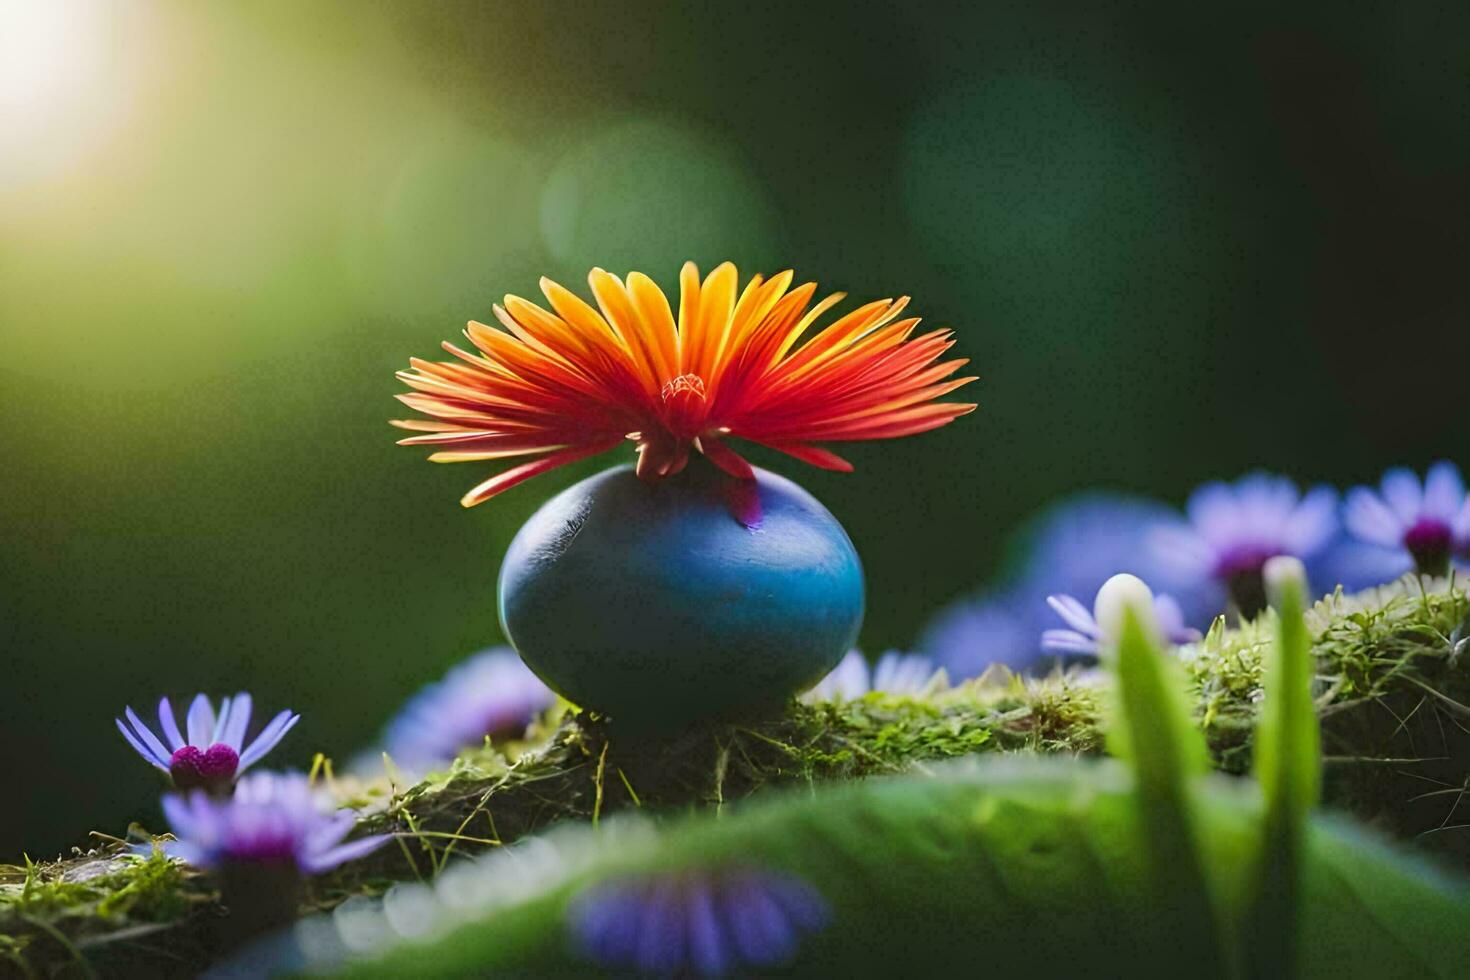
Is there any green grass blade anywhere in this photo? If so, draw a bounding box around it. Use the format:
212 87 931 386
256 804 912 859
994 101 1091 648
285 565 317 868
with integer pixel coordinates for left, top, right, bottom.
1101 576 1228 976
1246 556 1320 977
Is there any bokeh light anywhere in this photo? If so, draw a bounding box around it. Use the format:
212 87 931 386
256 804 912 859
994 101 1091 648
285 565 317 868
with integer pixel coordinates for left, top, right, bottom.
0 0 152 186
338 123 544 321
539 117 781 278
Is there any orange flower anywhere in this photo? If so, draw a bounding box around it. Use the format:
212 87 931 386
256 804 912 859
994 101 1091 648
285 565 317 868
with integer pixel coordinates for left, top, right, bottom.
394 262 978 507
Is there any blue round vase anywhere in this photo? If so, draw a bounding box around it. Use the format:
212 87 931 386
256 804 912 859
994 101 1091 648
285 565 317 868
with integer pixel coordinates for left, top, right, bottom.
498 461 864 725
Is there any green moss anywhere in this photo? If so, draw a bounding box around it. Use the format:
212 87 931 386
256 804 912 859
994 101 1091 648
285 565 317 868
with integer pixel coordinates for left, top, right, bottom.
4 577 1467 977
0 847 213 977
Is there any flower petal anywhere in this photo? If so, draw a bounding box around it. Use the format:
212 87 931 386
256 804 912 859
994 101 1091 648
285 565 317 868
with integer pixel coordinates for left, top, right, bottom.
1046 594 1098 636
117 716 169 769
1149 524 1214 582
1152 595 1199 644
211 696 232 744
1380 468 1424 524
239 710 300 770
870 651 937 694
124 706 174 765
1041 630 1099 655
1343 488 1406 547
398 265 974 507
1422 462 1465 522
764 875 830 932
156 697 186 752
159 793 191 829
685 882 730 977
223 693 253 751
634 879 685 975
186 694 215 748
301 834 391 875
725 875 796 967
304 810 358 854
1285 485 1339 556
1186 481 1245 546
804 650 870 701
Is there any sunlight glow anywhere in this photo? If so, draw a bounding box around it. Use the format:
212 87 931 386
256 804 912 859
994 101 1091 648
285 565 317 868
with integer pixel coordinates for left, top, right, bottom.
0 0 141 183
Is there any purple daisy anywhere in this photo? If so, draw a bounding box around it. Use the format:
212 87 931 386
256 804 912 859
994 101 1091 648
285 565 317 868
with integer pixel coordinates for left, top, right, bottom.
1008 493 1196 608
116 693 299 794
567 866 829 977
1151 473 1338 619
162 771 388 874
381 648 557 773
918 493 1209 680
1342 461 1470 579
804 650 941 701
1042 589 1201 657
918 590 1041 680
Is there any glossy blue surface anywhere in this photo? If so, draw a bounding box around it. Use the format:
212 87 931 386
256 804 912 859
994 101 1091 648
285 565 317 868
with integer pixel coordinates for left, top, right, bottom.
498 462 864 725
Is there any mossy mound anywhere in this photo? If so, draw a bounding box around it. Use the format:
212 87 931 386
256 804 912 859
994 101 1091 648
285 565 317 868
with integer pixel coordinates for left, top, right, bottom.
3 578 1466 977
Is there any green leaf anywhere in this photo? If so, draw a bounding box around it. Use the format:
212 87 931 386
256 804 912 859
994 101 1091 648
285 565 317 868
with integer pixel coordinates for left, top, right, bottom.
1246 558 1321 977
1107 603 1211 784
1254 560 1321 821
1107 601 1228 977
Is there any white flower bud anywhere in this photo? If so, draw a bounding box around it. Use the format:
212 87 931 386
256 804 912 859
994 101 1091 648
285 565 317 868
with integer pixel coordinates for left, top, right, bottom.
1093 573 1160 646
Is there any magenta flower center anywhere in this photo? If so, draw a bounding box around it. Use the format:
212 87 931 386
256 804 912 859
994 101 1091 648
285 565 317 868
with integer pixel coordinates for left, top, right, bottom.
170 743 240 794
1403 518 1453 576
221 835 301 865
1214 543 1283 619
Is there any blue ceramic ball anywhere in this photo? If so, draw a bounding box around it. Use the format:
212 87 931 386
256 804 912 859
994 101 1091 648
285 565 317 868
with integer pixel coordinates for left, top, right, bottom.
498 461 864 725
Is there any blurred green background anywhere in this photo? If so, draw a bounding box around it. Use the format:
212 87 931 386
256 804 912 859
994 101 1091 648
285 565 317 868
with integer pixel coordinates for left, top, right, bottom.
2 0 1466 856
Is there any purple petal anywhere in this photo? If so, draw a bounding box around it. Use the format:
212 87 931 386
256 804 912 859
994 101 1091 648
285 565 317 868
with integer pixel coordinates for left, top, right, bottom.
1041 630 1099 655
160 794 201 842
571 883 641 966
764 875 829 933
211 697 232 744
1343 488 1406 547
1454 498 1470 541
634 879 685 974
1152 595 1201 644
724 876 796 967
686 882 730 977
223 693 253 751
239 710 299 770
1185 481 1240 545
1422 462 1465 523
124 707 173 766
304 810 358 855
1380 468 1424 524
157 697 185 752
117 716 169 769
1235 474 1292 532
161 840 205 867
1285 485 1340 556
918 592 1044 679
1319 540 1414 592
186 695 215 748
301 834 390 874
1046 594 1098 636
1149 524 1214 582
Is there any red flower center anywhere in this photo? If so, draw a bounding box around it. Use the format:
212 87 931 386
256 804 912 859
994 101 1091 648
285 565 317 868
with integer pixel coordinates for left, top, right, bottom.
659 373 708 441
170 743 240 794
